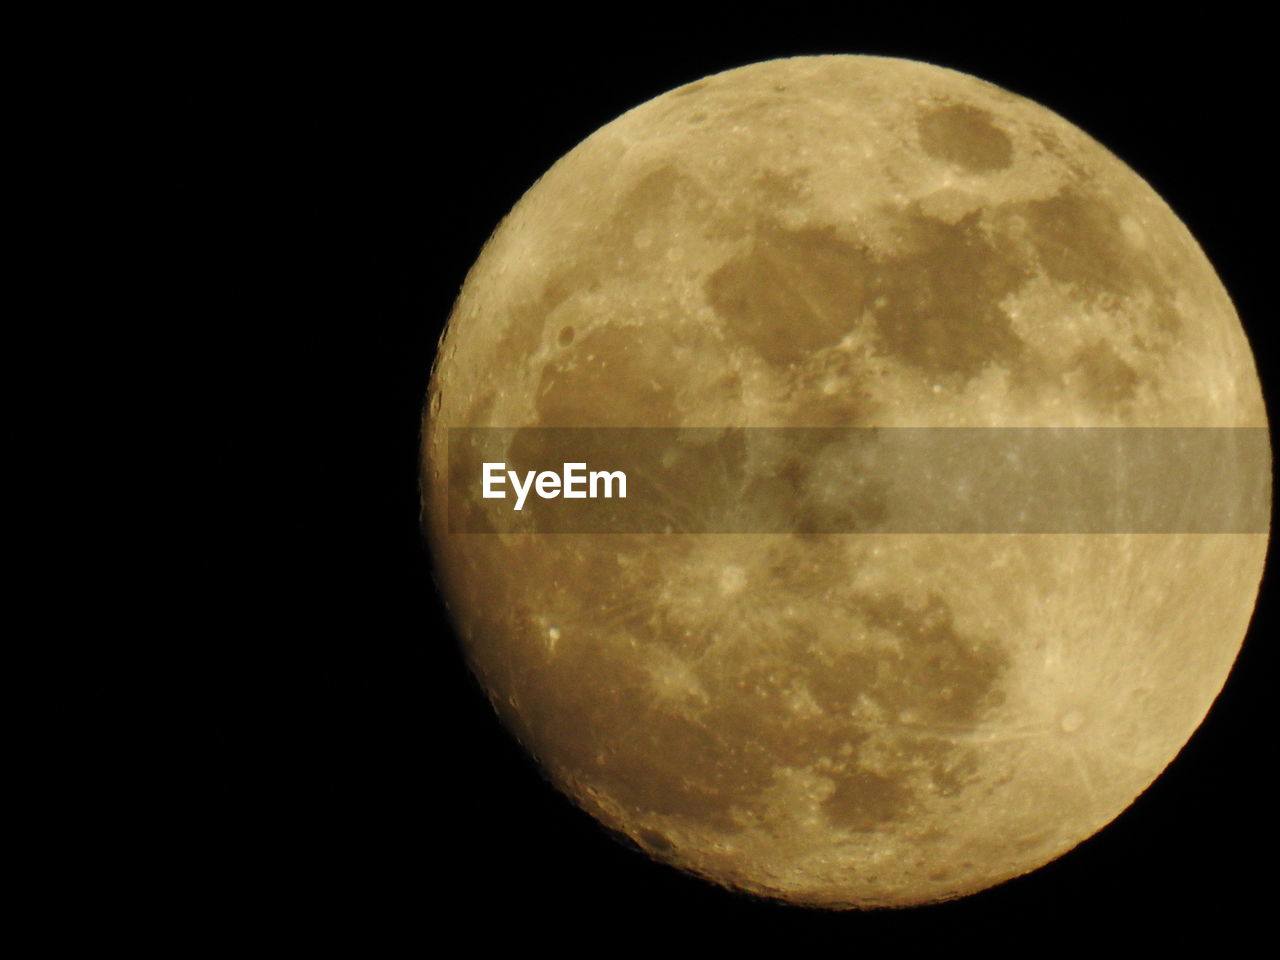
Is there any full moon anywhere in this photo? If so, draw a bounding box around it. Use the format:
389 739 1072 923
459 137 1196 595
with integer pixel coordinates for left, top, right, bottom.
421 56 1269 906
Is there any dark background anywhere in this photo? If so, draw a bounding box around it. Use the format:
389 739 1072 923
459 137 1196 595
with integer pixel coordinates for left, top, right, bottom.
247 6 1275 949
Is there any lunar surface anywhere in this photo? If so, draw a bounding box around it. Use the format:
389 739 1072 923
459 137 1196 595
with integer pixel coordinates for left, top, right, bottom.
421 56 1269 906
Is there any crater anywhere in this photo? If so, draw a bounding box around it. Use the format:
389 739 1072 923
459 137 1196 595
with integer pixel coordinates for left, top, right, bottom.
638 829 674 852
671 80 708 98
1060 710 1086 733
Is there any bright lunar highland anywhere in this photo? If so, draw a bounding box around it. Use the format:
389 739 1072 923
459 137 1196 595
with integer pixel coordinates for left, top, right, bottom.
422 56 1269 907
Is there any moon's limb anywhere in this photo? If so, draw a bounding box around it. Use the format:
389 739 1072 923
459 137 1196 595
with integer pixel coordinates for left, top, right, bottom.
423 56 1269 907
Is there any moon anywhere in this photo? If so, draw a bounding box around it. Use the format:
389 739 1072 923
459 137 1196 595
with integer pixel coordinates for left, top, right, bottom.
421 56 1269 906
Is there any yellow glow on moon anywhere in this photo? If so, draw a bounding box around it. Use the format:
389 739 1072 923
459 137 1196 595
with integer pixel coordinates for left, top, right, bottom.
421 56 1270 907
